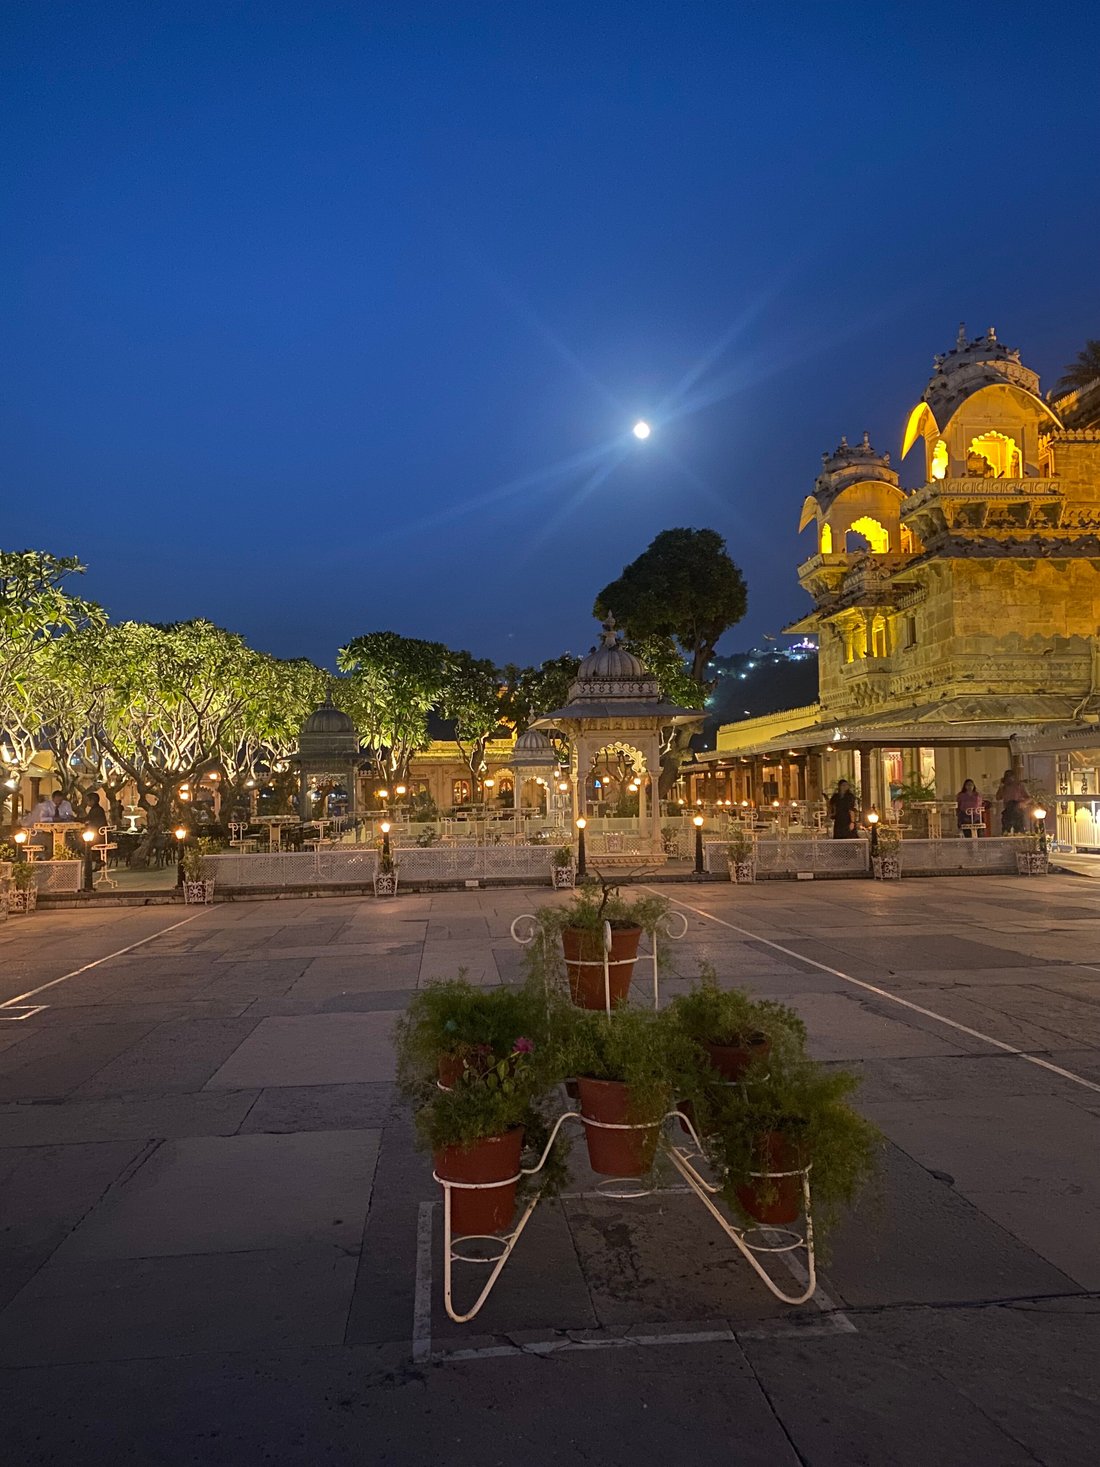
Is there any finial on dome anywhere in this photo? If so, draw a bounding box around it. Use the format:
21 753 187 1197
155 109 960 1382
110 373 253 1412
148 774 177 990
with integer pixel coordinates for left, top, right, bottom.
956 322 967 349
861 430 871 450
600 614 620 648
986 325 997 342
839 434 848 449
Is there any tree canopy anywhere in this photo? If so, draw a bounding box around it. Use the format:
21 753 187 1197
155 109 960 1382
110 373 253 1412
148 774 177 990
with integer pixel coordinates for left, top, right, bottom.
337 630 448 781
594 527 747 684
1056 340 1100 395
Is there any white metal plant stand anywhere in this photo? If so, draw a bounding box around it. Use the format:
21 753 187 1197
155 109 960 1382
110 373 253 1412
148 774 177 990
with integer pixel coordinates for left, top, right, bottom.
509 909 688 1014
434 1106 816 1324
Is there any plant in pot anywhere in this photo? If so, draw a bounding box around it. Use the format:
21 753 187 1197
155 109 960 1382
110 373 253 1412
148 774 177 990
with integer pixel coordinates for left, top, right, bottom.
549 843 575 890
563 1006 692 1177
395 975 546 1094
375 838 399 896
6 858 37 914
726 828 756 884
400 988 566 1236
700 1049 880 1245
670 972 806 1087
181 840 219 904
1015 830 1047 876
524 877 672 1009
871 824 902 880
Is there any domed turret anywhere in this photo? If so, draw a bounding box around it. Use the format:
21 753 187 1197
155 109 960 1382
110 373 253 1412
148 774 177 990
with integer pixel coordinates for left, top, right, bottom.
512 726 555 767
575 621 647 683
301 698 356 736
798 431 905 559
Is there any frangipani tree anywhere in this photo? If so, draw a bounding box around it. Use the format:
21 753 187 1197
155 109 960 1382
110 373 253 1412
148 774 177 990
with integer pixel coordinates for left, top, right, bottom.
439 650 506 795
337 631 447 782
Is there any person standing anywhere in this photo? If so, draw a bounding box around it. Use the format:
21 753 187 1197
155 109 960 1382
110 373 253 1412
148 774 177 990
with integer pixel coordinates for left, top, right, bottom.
828 778 859 839
995 768 1030 835
956 778 983 837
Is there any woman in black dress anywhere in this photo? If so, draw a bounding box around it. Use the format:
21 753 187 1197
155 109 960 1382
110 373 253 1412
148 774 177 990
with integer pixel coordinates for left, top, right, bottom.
828 779 858 839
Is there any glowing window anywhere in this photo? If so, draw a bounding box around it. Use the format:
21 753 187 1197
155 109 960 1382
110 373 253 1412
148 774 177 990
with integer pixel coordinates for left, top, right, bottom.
846 516 890 554
820 523 833 554
931 438 948 480
452 779 471 805
968 431 1021 479
871 615 888 658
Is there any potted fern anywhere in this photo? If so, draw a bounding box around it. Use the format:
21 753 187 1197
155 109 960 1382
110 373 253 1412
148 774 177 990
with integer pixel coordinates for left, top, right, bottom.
549 843 576 890
181 846 216 905
726 827 756 884
524 878 671 1009
6 859 37 914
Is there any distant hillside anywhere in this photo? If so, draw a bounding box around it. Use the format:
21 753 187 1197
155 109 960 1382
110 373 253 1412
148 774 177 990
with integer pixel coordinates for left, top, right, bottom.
702 644 818 742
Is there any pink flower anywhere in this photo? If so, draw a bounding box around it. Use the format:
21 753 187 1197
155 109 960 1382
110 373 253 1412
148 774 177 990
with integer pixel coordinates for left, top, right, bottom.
513 1036 534 1054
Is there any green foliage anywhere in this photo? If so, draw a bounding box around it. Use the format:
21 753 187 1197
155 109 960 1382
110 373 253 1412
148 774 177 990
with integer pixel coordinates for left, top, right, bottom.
407 790 439 822
562 1006 694 1121
9 861 36 890
394 976 547 1096
698 1050 881 1247
594 528 748 685
337 630 446 781
625 634 704 709
726 828 754 863
551 845 574 867
529 879 671 939
1056 339 1100 395
439 650 505 781
414 825 441 847
894 776 936 804
668 972 806 1050
498 656 579 732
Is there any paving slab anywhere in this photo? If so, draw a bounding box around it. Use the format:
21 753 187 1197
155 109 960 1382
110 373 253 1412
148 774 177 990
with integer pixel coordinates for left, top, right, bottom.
238 1082 396 1134
49 1128 380 1261
0 1088 258 1147
203 1011 398 1088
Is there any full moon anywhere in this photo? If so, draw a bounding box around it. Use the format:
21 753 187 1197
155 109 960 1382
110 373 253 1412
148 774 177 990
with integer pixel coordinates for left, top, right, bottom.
632 420 651 440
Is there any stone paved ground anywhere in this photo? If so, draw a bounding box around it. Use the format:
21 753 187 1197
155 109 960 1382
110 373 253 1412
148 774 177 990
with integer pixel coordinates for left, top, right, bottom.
0 876 1098 1465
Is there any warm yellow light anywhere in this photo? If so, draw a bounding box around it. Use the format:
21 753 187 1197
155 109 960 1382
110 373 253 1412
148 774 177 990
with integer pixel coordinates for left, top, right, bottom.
741 800 749 807
179 790 191 801
380 821 391 834
693 815 704 827
575 817 586 830
484 779 495 789
13 829 28 845
207 771 219 781
1033 806 1047 821
395 784 407 796
931 438 948 480
772 800 780 808
867 810 880 825
678 799 685 806
558 781 569 792
378 789 389 799
632 420 651 440
174 826 188 841
82 828 96 844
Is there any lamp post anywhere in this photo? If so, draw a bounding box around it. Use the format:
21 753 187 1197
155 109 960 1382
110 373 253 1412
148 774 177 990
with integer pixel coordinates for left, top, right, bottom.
380 820 392 866
693 813 705 875
1033 805 1047 856
13 828 29 858
81 828 96 892
575 817 587 878
866 807 880 858
174 825 188 888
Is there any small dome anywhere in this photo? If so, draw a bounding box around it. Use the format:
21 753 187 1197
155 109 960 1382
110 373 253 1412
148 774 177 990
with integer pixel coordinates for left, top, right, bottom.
576 618 646 681
302 698 356 735
514 727 552 753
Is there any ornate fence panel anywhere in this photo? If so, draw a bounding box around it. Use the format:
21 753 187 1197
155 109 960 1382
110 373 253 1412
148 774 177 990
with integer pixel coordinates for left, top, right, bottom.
393 844 552 882
33 860 83 893
704 838 869 877
898 838 1020 874
203 850 378 887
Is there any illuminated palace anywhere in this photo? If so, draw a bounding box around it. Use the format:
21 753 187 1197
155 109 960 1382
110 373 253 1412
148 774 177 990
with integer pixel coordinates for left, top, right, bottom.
698 326 1100 845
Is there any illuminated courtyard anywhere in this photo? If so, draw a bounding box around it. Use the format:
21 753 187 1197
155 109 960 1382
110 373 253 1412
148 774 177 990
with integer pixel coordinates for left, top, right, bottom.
0 878 1097 1465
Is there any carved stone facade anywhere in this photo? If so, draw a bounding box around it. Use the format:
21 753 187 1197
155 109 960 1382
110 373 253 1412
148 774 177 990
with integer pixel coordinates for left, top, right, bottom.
711 328 1100 808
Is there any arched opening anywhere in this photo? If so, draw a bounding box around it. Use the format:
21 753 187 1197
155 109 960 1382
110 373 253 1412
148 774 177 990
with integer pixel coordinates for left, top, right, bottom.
846 516 890 554
451 778 471 807
930 438 949 480
968 431 1021 479
820 522 833 554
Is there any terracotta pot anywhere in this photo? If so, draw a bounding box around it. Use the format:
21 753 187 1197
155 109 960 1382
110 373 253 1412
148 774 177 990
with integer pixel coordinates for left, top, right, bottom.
679 1035 771 1135
735 1131 803 1226
562 924 642 1009
577 1076 663 1177
434 1128 524 1236
437 1053 465 1090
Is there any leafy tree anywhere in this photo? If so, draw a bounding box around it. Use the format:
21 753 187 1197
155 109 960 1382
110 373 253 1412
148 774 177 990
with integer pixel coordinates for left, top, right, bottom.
1056 340 1100 395
215 655 330 820
595 528 747 684
439 650 506 794
498 655 580 734
595 528 747 794
0 550 105 821
337 631 447 781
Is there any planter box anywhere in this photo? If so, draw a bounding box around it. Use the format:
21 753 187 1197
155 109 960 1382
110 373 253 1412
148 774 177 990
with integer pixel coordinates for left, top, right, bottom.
183 879 216 905
550 864 576 889
728 859 756 884
374 870 399 897
8 887 38 914
872 854 901 880
1015 852 1048 876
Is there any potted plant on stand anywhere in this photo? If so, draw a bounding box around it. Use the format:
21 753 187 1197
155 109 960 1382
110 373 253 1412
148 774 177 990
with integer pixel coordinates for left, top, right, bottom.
564 1006 691 1177
871 824 901 880
699 1046 880 1239
181 846 216 905
525 878 671 1009
549 843 576 889
395 976 544 1092
375 824 399 897
1015 831 1048 876
726 827 756 884
7 858 38 914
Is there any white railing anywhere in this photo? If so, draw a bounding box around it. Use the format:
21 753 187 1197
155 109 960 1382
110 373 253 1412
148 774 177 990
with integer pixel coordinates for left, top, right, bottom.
897 837 1023 874
704 838 869 876
202 843 556 888
392 844 553 881
34 860 83 893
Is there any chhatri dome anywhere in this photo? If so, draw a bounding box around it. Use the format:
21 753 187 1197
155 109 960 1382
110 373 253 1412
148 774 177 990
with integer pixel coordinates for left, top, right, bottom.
301 698 357 736
534 616 700 724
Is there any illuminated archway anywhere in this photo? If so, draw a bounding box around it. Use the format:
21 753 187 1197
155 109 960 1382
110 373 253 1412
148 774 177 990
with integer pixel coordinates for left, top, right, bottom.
930 438 948 480
871 615 888 658
820 523 833 554
969 430 1020 478
846 516 890 554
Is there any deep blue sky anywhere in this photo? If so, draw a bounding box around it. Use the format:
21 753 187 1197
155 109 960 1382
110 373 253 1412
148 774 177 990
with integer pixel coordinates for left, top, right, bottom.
3 2 1098 669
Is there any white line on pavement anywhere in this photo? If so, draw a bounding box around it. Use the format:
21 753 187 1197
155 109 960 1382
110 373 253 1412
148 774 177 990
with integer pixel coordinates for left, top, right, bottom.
658 891 1100 1096
412 1201 434 1363
430 1319 851 1363
0 910 210 1010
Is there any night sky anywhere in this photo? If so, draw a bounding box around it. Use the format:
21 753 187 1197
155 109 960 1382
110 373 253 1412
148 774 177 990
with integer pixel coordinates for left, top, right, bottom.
3 2 1098 669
